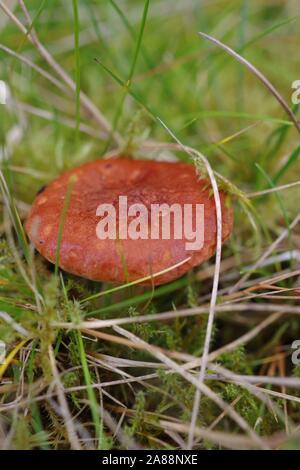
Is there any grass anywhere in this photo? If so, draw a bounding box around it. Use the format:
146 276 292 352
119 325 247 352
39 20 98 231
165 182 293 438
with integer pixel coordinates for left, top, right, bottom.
72 0 81 146
0 0 300 450
102 0 149 152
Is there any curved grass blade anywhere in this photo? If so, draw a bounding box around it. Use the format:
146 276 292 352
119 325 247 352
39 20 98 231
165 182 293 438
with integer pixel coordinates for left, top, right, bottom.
198 32 300 136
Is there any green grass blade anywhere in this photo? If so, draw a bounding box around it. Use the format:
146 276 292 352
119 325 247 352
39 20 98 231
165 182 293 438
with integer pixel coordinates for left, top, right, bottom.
75 330 109 449
102 0 150 152
181 111 292 130
274 145 300 184
0 166 29 260
88 277 189 317
72 0 81 146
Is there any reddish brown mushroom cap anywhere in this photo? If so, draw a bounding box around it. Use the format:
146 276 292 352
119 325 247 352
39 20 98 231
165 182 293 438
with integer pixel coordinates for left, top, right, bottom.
25 158 233 285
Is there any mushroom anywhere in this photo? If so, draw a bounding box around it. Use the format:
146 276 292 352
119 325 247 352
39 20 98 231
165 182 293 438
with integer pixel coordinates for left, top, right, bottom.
25 158 233 285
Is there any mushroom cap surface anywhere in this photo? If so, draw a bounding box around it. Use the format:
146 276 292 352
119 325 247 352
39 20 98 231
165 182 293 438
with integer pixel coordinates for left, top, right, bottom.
25 158 233 285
